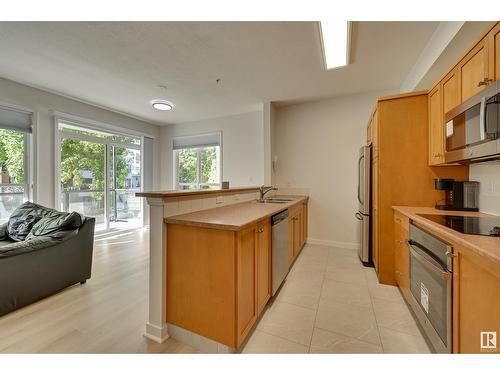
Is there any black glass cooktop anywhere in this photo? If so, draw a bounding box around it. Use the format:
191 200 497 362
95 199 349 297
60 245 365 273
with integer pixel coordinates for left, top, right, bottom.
418 214 500 237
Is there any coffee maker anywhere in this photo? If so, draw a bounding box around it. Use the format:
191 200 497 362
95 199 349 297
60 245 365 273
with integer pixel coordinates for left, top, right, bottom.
434 179 480 211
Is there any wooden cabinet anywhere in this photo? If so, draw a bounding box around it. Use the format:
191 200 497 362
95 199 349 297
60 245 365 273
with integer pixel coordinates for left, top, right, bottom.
489 23 500 81
166 217 271 349
453 245 500 354
442 68 460 114
458 38 490 102
287 201 308 266
301 201 308 248
236 225 258 344
368 92 468 285
393 212 409 300
428 84 444 165
256 219 271 316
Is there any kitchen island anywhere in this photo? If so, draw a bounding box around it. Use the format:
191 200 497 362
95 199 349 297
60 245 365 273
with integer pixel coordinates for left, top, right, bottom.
137 187 308 352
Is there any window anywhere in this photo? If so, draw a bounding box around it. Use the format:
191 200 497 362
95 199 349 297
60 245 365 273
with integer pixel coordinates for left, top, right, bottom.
0 105 32 222
173 133 221 190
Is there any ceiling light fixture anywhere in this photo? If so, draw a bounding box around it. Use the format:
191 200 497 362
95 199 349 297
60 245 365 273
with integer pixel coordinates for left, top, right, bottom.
319 21 351 70
151 99 174 111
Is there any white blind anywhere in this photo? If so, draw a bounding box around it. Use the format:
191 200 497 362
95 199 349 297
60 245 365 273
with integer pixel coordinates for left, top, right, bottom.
0 105 33 133
173 132 221 150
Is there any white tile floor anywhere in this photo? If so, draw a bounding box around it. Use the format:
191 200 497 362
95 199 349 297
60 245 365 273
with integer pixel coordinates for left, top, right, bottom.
242 243 431 354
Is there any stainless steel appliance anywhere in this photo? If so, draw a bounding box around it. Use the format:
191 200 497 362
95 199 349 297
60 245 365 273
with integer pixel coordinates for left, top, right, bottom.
407 224 453 353
355 145 372 265
271 209 289 295
444 79 500 163
418 213 500 237
434 178 479 211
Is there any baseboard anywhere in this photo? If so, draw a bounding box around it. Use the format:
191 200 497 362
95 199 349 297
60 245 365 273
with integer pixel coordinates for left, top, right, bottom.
144 322 169 343
306 238 360 250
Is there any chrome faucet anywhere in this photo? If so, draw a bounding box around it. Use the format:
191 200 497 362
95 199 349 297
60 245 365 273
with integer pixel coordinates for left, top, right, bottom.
259 185 278 200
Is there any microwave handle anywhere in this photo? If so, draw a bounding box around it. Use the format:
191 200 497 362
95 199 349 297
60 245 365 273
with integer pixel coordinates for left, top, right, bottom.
479 96 486 141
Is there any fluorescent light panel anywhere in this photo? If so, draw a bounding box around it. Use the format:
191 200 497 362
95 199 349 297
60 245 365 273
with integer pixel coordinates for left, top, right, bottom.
320 21 350 70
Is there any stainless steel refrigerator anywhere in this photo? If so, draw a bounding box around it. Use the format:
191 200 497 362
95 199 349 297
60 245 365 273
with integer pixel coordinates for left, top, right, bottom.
355 145 372 265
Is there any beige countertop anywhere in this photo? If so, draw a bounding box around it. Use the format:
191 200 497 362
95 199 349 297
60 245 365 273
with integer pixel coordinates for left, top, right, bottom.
136 186 259 199
165 195 308 231
393 206 500 266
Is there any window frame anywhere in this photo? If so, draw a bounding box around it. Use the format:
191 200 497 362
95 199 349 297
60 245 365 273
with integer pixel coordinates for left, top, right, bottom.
173 144 222 190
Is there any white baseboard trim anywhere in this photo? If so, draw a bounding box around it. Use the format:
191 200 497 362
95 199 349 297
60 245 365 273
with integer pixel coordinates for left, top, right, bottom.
307 238 360 250
144 322 169 343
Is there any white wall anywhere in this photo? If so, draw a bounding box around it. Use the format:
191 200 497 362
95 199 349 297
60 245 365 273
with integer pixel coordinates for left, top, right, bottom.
0 77 161 208
470 162 500 215
160 111 265 190
273 91 386 248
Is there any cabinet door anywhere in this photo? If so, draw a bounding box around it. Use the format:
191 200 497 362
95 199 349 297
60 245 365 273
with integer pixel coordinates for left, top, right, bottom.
453 245 500 353
459 38 490 102
428 84 444 165
393 218 409 300
293 210 301 258
442 68 460 115
302 201 308 247
371 159 379 271
288 209 295 267
256 219 271 316
236 225 257 346
489 23 500 81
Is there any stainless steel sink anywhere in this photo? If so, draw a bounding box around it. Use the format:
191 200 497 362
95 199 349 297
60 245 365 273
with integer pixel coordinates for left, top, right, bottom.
255 198 293 204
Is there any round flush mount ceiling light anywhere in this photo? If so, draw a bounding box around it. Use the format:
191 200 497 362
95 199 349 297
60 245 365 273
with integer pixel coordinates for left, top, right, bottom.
151 99 174 111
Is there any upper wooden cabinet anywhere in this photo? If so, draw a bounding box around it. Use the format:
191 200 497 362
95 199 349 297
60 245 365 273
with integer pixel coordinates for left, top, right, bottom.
458 38 490 102
428 84 444 165
442 68 460 115
489 23 500 81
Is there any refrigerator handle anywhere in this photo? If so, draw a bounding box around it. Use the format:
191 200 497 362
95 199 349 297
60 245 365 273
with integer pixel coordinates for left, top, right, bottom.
357 154 364 205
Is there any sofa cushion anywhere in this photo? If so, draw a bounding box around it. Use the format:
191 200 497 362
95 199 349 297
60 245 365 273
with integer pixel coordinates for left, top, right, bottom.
7 202 53 241
26 211 83 239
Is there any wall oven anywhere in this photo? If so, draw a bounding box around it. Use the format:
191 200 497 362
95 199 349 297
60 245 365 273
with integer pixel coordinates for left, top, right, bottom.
444 79 500 163
407 224 453 353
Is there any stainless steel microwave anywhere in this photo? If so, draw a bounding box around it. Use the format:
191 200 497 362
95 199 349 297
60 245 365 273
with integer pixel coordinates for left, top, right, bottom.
444 80 500 163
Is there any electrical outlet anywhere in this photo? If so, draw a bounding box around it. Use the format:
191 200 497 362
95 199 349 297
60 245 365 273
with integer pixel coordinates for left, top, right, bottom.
216 196 223 204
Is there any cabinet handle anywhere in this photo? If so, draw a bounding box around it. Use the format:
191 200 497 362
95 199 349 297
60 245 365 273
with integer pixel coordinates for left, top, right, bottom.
256 228 264 234
477 78 493 87
433 153 442 158
395 240 402 245
395 218 401 223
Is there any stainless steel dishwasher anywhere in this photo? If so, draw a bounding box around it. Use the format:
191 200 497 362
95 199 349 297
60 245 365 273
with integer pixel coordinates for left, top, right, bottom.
272 209 289 295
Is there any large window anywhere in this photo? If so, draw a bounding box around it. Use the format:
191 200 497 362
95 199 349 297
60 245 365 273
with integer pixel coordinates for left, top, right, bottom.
173 133 221 190
58 121 143 232
0 106 32 222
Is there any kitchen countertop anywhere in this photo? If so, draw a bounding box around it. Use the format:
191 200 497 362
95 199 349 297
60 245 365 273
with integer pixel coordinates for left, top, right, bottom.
393 206 500 266
136 186 259 199
165 195 308 231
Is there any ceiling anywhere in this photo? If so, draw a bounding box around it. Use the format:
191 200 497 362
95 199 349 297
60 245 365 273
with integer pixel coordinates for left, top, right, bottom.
0 21 440 125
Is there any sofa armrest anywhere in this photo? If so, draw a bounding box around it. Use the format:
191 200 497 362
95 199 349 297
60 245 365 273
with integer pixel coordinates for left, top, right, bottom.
0 223 7 240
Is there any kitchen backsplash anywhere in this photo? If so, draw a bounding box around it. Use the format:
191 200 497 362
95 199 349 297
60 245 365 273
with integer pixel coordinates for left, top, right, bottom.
469 161 500 215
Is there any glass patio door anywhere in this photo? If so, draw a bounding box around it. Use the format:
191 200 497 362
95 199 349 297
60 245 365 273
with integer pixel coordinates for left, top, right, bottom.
59 122 142 232
60 138 107 231
108 145 142 230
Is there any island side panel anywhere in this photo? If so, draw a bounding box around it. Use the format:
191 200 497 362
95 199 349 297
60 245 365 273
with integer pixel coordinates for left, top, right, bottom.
166 223 237 347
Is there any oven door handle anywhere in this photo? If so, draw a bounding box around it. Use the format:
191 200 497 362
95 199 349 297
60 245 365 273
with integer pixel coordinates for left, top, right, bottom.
407 241 451 281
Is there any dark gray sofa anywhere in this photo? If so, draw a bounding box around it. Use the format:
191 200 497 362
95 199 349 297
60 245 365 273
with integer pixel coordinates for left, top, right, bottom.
0 202 95 316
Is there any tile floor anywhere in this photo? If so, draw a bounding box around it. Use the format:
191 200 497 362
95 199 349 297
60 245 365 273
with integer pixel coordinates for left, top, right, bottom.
242 243 431 353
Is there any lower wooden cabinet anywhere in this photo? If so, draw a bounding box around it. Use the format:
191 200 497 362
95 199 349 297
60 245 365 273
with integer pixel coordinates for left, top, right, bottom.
453 245 500 353
166 217 271 349
256 219 271 316
393 213 409 300
288 202 308 266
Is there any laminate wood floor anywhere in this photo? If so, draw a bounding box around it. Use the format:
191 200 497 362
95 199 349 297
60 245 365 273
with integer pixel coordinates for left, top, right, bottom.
0 228 197 353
